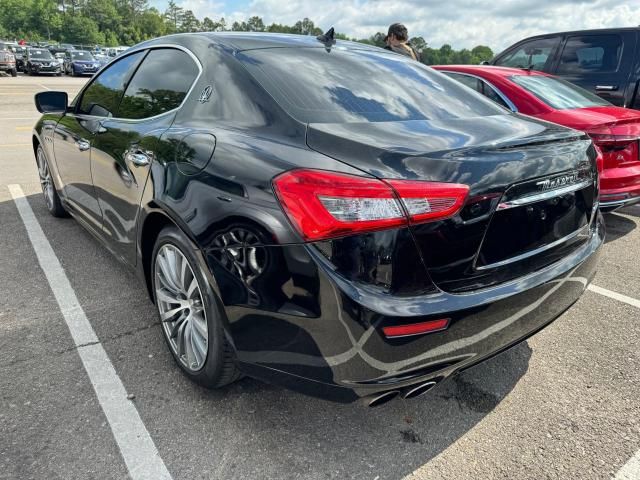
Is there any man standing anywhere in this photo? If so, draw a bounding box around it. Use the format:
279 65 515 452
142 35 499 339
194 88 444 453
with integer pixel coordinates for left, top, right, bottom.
384 23 420 61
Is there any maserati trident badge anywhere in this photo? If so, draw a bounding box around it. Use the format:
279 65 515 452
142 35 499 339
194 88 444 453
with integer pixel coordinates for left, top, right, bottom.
199 85 213 103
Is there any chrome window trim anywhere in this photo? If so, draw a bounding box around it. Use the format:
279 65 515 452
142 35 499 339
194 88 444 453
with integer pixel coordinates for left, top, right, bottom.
496 179 593 210
441 70 518 113
72 43 203 124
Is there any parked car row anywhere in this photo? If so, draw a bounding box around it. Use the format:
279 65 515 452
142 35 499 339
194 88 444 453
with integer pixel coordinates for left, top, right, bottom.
0 40 128 77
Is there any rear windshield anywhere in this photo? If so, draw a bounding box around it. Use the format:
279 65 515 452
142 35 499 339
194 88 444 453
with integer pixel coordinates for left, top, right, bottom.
71 51 95 60
238 47 505 123
29 49 53 59
511 75 611 109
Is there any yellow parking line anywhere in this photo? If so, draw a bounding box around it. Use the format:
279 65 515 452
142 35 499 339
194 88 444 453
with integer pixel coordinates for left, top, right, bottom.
1 143 31 147
15 126 32 131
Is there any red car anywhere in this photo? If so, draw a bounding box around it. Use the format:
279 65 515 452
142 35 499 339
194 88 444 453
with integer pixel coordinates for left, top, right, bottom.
432 65 640 210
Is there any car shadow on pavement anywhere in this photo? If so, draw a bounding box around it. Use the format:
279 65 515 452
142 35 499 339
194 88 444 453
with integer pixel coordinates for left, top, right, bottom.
195 339 532 479
603 211 637 243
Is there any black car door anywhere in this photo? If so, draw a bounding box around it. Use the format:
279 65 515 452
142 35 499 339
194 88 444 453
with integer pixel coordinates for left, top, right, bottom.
552 32 636 107
53 51 145 232
90 47 201 265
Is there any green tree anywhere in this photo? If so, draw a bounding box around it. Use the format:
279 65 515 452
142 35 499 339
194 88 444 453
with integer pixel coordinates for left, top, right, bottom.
180 9 200 32
292 18 321 35
246 16 265 32
164 0 183 33
471 45 494 63
138 7 165 39
61 14 104 44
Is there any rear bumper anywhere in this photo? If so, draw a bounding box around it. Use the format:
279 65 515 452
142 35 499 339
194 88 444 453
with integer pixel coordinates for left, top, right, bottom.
213 214 605 402
600 165 640 210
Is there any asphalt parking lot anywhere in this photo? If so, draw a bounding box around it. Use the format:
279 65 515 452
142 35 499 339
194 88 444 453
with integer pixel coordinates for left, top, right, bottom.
1 73 639 480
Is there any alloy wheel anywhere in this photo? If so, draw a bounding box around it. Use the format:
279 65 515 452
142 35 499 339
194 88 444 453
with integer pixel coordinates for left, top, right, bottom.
36 147 54 211
154 244 209 372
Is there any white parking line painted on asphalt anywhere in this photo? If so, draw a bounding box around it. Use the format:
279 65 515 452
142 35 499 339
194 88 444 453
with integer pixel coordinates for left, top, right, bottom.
8 184 172 480
588 285 640 309
38 84 51 90
589 284 640 479
615 452 640 480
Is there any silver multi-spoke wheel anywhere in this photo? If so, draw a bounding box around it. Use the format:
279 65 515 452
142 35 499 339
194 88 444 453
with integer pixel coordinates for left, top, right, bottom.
36 147 55 211
155 244 209 372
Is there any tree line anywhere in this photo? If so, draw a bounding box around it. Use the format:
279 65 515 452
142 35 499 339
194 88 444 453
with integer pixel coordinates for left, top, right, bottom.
0 0 494 64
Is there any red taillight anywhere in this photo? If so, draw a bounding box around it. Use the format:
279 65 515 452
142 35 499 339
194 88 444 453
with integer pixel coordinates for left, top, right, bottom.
386 180 470 224
382 318 450 338
272 169 469 241
589 134 639 166
594 144 604 174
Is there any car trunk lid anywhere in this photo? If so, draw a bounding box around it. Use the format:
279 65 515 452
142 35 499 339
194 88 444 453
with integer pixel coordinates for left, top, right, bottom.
306 115 598 292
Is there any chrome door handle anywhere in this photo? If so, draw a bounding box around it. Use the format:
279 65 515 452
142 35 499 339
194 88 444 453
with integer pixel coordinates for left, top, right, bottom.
595 85 618 91
125 151 150 167
76 139 90 151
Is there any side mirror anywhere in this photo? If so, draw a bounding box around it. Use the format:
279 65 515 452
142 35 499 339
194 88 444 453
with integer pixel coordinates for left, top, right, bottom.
34 91 68 114
480 60 490 65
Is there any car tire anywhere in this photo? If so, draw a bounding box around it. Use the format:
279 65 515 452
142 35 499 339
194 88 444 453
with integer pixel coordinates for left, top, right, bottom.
151 225 241 389
10 68 17 77
35 144 67 218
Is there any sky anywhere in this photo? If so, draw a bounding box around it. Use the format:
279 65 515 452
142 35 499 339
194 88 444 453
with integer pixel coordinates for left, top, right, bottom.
148 0 638 51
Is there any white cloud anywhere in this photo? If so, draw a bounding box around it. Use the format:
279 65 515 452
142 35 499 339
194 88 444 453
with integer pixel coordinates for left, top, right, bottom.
174 0 638 51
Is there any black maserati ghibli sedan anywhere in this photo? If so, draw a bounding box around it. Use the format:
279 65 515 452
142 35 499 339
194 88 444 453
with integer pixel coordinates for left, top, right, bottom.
32 32 604 405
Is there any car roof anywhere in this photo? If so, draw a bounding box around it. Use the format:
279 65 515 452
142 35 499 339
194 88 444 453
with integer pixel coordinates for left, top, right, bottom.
511 26 640 42
145 32 383 53
432 65 552 79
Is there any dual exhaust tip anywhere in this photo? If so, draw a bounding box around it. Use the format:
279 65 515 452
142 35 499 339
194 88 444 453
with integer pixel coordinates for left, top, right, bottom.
366 380 438 407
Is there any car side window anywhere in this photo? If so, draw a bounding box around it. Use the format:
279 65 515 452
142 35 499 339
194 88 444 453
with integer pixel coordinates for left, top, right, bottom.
557 35 622 74
495 37 560 71
116 48 199 120
478 81 510 109
77 51 145 117
445 72 511 110
444 72 481 92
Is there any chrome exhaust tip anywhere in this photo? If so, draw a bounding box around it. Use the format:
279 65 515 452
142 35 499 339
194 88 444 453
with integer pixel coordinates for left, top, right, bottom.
367 390 400 407
403 381 437 399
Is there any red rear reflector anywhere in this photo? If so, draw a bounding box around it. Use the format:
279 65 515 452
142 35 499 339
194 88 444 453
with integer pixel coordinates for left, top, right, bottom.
272 169 469 241
382 318 450 338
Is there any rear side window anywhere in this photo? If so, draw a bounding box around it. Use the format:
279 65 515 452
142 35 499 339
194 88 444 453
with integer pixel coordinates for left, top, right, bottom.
557 35 623 74
511 75 611 109
445 72 480 91
444 72 511 110
495 37 560 71
78 51 145 117
116 48 199 120
238 48 504 124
